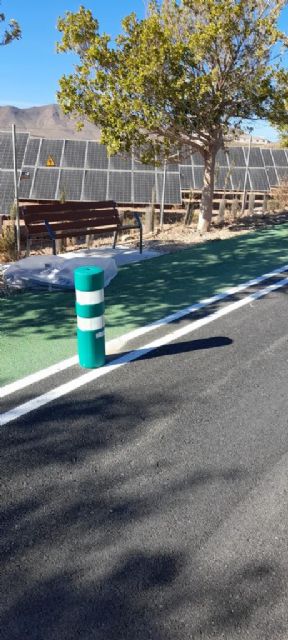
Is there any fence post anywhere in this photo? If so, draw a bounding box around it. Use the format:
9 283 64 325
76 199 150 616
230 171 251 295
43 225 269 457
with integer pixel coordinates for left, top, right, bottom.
74 265 105 368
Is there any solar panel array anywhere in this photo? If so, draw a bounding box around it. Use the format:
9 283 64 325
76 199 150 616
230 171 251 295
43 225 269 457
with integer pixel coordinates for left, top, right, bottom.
1 131 288 214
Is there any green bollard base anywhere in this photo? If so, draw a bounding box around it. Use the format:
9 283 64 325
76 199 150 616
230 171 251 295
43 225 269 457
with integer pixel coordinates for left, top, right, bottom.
77 329 105 368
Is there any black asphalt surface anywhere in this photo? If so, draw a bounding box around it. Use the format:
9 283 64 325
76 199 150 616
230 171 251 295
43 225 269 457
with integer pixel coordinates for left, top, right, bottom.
1 284 288 639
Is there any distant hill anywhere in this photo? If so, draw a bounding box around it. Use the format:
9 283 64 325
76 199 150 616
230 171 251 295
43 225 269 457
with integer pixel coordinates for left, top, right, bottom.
0 104 101 140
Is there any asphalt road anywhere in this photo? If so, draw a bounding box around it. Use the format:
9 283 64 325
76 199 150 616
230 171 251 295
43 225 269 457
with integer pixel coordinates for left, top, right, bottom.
1 283 288 639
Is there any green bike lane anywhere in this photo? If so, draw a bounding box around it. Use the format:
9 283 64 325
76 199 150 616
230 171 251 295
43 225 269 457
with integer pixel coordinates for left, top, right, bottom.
1 224 287 387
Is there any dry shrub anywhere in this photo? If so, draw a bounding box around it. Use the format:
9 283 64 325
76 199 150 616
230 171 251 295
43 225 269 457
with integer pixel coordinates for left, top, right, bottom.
271 178 288 210
0 222 17 262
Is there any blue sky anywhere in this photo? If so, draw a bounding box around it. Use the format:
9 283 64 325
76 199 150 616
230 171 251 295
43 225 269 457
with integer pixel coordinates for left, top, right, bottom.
1 0 288 141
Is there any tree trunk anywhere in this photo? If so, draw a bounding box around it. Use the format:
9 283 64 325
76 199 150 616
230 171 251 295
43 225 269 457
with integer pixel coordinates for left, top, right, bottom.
197 146 217 234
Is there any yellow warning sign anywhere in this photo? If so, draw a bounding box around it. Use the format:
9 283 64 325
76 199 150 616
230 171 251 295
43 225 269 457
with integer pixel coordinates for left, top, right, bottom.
46 155 56 167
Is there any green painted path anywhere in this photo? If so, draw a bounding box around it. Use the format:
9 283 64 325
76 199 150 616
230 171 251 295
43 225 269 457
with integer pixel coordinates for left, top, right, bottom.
1 224 287 386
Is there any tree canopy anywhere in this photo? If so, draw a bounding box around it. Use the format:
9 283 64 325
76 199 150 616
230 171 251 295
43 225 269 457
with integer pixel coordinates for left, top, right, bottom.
0 2 21 46
57 0 288 231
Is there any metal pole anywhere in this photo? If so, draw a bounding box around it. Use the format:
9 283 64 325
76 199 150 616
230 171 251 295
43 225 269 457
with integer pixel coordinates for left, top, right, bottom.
160 159 167 229
241 135 252 215
12 123 20 253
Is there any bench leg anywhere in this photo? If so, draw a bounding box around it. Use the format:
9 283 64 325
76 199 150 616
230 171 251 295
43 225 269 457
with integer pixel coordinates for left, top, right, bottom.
139 225 143 254
26 238 31 257
52 239 56 255
112 230 118 249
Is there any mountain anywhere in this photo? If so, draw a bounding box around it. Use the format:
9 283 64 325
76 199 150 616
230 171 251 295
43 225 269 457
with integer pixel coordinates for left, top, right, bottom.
0 104 101 140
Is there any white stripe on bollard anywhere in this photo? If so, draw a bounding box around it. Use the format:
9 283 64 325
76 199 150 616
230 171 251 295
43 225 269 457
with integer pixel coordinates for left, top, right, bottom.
75 289 104 305
77 316 105 332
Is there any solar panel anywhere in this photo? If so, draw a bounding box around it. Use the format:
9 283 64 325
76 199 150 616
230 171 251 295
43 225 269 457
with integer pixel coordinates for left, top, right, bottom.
134 158 156 172
261 148 273 166
134 172 157 203
31 168 59 200
0 170 16 214
180 166 194 190
214 166 232 190
165 161 179 173
109 153 132 171
58 169 83 201
108 171 132 202
227 147 246 167
86 142 108 169
230 168 251 191
248 169 269 191
0 132 28 169
38 139 64 168
23 138 40 166
245 147 264 168
193 166 204 189
271 149 287 167
275 168 288 183
156 172 181 204
62 140 86 168
83 170 108 201
216 149 228 166
191 152 204 166
18 167 33 199
266 167 278 187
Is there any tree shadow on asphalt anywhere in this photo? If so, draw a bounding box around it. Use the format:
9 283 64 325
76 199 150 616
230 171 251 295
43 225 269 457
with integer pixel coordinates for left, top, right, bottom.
1 383 286 638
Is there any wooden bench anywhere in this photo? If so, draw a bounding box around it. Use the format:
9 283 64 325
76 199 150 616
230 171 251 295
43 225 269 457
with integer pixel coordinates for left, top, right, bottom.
20 200 142 255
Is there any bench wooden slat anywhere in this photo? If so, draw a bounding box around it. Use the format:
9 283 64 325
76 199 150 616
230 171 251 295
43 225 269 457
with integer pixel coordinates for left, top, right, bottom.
25 210 118 225
22 200 116 213
43 220 119 233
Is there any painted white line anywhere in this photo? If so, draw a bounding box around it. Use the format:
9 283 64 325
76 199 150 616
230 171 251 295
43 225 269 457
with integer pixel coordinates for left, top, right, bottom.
1 274 288 427
1 262 288 400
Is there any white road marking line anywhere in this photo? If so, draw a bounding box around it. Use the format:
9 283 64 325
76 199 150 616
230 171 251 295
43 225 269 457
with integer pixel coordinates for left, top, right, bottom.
1 263 288 400
1 275 288 427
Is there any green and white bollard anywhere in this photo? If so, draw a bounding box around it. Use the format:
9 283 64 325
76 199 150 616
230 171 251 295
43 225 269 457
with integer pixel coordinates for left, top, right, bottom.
74 265 105 368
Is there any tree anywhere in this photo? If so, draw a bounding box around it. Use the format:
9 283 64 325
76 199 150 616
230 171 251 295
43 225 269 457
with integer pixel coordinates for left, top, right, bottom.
0 2 21 46
57 1 288 232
